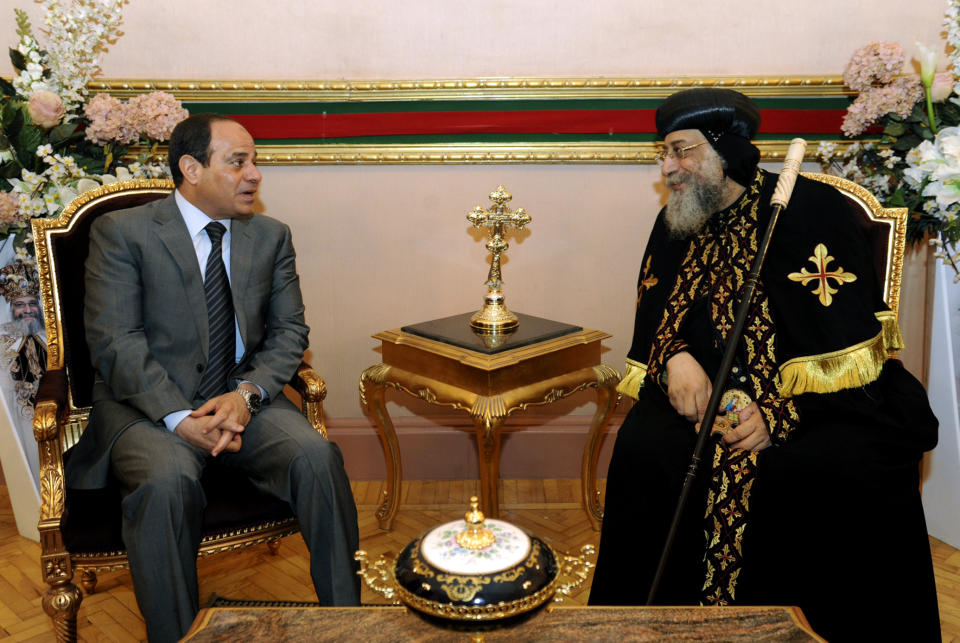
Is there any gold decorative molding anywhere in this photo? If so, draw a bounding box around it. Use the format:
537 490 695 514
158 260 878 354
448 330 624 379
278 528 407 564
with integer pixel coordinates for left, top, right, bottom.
88 75 850 101
380 378 472 415
552 544 597 602
353 550 401 603
127 141 864 167
234 140 860 166
392 570 559 621
69 520 301 574
470 395 509 422
39 469 63 522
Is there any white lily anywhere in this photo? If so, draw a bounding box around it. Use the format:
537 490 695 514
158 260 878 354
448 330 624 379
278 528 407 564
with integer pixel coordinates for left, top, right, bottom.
917 42 940 133
926 178 960 208
903 165 928 188
938 132 960 164
58 186 77 207
76 178 100 194
917 41 938 87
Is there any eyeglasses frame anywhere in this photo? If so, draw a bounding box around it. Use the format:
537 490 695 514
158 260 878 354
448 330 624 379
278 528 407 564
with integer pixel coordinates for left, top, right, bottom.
655 140 710 164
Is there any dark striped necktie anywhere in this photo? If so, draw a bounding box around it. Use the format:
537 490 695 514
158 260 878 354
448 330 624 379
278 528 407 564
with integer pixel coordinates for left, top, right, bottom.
197 222 235 399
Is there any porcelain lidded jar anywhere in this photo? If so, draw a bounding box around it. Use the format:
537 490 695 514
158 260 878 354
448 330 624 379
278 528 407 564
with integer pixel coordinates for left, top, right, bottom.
358 497 561 621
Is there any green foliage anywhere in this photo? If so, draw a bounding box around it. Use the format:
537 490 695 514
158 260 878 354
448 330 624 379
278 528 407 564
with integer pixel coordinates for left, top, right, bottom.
13 8 31 37
909 212 944 245
8 47 25 73
0 99 19 128
70 147 108 176
0 76 15 98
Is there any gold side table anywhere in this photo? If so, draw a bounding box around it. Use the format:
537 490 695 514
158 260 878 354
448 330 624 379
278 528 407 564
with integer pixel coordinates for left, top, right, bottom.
359 312 619 531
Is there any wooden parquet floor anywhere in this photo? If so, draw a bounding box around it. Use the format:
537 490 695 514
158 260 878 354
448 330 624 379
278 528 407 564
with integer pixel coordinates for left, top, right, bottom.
0 479 958 641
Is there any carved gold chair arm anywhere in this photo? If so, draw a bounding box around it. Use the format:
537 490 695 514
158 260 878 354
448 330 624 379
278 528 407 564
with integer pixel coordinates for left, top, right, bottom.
33 368 69 524
292 361 328 439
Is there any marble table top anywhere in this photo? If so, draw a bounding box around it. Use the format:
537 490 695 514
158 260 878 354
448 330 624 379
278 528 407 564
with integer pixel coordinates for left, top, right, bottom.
183 604 825 642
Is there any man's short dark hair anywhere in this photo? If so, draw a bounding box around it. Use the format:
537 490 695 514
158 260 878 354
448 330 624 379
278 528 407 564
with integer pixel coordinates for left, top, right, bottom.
168 114 240 187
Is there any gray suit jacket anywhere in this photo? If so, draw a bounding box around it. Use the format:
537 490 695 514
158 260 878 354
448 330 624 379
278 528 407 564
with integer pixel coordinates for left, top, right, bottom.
65 193 310 489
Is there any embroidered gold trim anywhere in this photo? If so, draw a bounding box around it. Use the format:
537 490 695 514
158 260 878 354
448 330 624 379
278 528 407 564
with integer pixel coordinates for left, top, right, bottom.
777 312 901 397
616 358 648 400
636 256 658 307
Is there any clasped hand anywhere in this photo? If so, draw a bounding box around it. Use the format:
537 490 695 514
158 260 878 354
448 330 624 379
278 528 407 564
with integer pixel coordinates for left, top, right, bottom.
174 391 251 456
664 351 771 452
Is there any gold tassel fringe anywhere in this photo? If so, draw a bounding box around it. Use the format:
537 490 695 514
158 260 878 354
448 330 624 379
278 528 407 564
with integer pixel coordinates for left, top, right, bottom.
616 358 648 400
875 310 903 354
777 312 902 398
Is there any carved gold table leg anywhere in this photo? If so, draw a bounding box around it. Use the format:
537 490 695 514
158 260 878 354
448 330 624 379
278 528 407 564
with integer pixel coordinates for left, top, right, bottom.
470 396 508 518
580 365 622 531
360 364 402 531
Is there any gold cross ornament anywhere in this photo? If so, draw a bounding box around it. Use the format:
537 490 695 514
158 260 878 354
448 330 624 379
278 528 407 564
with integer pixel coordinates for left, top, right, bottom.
466 185 532 332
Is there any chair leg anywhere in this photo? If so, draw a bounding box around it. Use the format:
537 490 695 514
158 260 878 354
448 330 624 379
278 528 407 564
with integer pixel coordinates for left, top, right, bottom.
42 580 82 643
79 570 98 594
267 539 280 555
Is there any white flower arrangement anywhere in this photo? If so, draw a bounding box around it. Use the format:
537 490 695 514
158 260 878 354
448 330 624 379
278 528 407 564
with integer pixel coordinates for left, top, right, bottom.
820 0 960 278
12 0 123 113
2 0 186 255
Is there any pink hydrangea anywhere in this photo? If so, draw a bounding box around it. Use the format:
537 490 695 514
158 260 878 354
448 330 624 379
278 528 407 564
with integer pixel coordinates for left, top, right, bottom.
0 191 22 226
83 93 139 145
844 42 907 91
841 76 924 136
128 91 189 142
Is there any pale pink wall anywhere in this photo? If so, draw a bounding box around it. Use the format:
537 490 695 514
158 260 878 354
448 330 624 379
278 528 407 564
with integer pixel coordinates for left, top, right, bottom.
0 0 942 418
2 0 948 78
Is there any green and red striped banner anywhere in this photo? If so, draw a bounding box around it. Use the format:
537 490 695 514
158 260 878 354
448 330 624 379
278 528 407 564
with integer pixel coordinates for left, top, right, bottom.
185 97 852 145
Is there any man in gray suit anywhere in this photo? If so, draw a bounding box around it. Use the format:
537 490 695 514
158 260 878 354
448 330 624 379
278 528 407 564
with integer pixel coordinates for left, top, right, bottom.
65 114 360 642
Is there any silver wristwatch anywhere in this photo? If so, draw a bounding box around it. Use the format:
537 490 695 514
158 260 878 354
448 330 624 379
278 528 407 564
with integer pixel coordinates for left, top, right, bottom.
236 387 262 415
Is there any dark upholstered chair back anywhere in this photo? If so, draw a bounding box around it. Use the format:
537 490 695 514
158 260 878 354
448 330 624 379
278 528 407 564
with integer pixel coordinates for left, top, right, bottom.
34 180 174 419
802 172 906 318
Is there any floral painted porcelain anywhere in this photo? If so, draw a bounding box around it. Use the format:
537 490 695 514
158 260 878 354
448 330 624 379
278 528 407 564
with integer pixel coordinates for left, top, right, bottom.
357 497 567 621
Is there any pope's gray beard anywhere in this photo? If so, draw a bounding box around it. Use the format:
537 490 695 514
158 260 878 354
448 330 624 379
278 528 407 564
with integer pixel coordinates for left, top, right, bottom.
664 157 728 239
10 316 43 336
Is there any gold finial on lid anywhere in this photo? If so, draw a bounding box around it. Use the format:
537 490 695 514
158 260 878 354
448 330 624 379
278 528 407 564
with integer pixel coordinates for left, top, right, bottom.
456 496 496 550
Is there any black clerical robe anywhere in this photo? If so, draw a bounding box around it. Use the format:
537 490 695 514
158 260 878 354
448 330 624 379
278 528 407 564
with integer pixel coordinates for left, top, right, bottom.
590 170 940 642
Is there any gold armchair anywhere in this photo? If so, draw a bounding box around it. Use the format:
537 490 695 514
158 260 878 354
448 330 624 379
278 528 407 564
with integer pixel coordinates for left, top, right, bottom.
582 172 906 530
32 179 328 641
